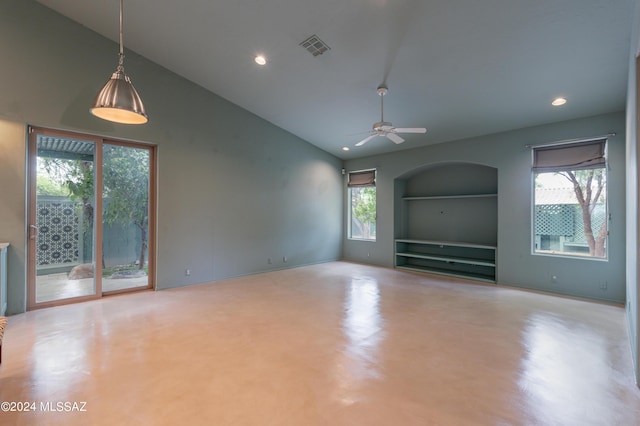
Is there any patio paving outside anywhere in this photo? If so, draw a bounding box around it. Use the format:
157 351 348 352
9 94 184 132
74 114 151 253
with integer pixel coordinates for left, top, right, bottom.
36 272 149 303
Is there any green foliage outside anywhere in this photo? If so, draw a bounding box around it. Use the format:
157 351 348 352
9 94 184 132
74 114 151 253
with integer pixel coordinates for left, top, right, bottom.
351 186 376 239
36 175 68 196
39 145 150 270
102 264 149 277
103 145 150 270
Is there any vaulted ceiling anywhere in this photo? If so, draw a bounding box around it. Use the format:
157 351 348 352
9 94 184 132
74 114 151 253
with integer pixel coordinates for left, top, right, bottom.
37 0 634 159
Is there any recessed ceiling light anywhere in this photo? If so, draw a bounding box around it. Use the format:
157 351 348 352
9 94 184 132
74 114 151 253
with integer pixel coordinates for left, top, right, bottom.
342 147 350 151
552 97 567 106
255 55 267 65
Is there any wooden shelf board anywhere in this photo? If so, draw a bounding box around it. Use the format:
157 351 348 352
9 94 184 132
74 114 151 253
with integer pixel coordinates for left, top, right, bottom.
402 194 497 201
396 252 495 267
395 239 497 250
396 265 496 283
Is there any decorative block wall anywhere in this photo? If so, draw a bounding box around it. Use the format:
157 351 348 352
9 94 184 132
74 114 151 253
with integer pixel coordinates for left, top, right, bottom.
36 198 81 267
535 204 606 244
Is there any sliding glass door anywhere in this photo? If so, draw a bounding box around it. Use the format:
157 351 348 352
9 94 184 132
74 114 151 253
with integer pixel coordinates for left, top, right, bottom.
28 133 99 305
27 127 155 310
101 142 153 293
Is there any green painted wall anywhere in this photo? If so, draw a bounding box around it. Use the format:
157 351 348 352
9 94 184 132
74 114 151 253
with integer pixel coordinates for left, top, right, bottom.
344 111 626 304
0 120 27 314
625 0 640 386
0 0 343 314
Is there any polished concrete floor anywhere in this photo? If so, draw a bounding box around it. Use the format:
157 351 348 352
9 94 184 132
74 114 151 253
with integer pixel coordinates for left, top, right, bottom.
1 261 639 425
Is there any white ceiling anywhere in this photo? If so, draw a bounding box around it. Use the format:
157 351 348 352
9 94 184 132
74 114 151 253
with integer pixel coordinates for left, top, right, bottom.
37 0 634 159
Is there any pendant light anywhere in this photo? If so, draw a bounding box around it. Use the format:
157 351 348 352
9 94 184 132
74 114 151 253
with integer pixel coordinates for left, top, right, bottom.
90 0 148 124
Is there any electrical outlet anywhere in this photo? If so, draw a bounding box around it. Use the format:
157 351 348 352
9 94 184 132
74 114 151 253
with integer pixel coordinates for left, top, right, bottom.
551 275 558 283
283 256 287 263
185 269 191 276
268 257 272 264
599 281 608 290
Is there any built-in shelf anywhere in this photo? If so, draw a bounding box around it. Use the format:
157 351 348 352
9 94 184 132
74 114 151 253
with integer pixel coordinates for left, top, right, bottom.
402 193 497 201
395 252 496 267
395 239 496 282
397 264 496 283
395 239 496 250
394 163 498 284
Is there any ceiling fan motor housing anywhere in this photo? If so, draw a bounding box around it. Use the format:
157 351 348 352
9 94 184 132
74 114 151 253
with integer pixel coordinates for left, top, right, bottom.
373 121 393 132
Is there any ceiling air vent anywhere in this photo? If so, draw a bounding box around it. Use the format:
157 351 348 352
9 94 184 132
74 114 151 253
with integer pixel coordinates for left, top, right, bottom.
300 35 330 57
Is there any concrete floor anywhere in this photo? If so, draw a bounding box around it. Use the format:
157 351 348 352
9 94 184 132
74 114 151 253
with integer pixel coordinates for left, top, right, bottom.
1 261 638 425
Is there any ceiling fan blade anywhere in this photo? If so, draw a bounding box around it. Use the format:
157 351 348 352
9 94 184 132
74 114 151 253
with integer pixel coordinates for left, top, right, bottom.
394 127 427 134
355 134 378 146
347 129 375 137
386 133 404 144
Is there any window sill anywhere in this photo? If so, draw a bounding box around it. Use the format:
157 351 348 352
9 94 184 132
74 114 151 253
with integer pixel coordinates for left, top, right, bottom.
532 251 608 262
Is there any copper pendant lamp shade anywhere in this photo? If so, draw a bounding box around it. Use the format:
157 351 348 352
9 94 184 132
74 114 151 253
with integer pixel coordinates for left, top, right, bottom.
90 0 148 124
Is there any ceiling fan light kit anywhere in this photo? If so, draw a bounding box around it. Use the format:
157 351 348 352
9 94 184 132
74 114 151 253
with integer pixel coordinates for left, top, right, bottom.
355 85 426 147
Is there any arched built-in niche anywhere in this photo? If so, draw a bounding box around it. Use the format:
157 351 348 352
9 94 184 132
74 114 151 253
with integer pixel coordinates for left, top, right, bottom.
394 162 498 282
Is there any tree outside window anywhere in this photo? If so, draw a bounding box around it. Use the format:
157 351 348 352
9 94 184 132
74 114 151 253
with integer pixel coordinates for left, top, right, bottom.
533 139 607 258
39 144 151 270
348 169 376 241
350 186 376 240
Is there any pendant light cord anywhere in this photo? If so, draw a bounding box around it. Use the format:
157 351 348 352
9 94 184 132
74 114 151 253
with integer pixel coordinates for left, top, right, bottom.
90 0 148 123
118 0 125 72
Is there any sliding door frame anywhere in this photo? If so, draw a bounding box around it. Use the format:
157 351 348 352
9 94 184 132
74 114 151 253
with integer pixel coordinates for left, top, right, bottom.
101 137 157 297
26 126 156 310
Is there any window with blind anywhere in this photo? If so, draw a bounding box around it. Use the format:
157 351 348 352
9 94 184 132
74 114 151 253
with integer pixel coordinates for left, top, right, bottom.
532 138 608 258
347 170 376 241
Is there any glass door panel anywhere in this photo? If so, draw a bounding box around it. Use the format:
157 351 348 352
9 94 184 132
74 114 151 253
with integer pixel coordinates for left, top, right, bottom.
101 143 152 292
31 135 99 304
28 127 155 310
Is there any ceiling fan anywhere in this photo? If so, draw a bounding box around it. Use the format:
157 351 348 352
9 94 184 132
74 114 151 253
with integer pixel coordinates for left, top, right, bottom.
355 85 427 146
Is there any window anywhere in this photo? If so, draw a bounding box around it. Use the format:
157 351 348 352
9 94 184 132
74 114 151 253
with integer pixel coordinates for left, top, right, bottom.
348 169 376 241
532 139 607 258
